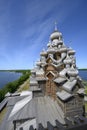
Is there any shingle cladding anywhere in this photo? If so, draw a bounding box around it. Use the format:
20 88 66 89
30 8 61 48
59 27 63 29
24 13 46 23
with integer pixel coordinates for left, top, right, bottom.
0 95 65 130
1 95 87 130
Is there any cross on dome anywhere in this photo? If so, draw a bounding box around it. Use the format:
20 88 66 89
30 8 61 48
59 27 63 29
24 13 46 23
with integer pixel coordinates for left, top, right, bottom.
55 21 58 31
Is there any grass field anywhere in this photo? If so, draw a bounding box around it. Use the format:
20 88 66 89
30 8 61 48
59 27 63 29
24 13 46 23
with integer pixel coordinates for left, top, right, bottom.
17 79 29 92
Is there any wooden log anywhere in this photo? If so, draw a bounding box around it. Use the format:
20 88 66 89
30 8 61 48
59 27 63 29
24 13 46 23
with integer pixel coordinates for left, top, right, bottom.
64 118 73 127
29 125 34 130
38 123 45 130
55 120 64 130
47 121 54 130
19 127 23 130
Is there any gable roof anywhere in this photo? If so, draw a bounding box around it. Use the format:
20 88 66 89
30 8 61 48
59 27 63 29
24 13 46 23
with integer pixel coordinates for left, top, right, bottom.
56 90 73 102
1 96 65 130
46 71 55 77
54 77 67 84
62 80 77 92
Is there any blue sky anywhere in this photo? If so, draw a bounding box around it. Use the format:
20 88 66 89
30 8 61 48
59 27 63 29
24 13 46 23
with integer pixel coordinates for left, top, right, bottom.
0 0 87 69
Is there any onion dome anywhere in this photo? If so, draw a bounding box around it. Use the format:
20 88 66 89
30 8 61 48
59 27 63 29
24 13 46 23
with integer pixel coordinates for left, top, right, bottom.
36 61 41 66
40 49 47 56
77 75 82 81
50 32 62 42
47 45 55 54
47 41 51 47
58 44 62 48
50 30 62 41
68 48 75 55
72 58 76 64
50 23 62 41
64 54 72 64
60 45 67 53
52 39 59 47
67 65 78 77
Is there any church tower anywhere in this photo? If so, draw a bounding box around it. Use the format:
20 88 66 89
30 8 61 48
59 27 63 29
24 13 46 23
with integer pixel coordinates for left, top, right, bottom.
30 24 84 118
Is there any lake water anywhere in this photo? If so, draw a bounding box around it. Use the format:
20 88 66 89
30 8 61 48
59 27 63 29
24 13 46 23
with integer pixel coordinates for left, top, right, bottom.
79 70 87 81
0 71 22 89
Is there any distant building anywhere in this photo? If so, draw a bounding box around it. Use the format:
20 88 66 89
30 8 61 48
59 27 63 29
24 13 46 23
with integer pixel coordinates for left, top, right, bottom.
0 25 87 130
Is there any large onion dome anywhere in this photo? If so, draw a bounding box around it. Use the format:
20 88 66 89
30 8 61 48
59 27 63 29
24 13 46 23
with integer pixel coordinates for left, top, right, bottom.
50 23 62 41
50 30 62 41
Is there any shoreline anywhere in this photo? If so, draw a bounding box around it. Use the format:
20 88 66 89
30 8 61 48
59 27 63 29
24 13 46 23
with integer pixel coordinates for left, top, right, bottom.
0 70 30 103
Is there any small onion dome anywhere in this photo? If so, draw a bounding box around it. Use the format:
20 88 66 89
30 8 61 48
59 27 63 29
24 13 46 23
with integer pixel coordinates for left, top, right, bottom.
52 39 58 47
47 41 52 47
40 50 47 56
68 49 75 55
53 39 63 45
36 61 41 66
47 46 55 54
50 30 62 41
67 65 78 77
64 54 72 64
76 75 82 81
52 39 63 47
60 46 67 53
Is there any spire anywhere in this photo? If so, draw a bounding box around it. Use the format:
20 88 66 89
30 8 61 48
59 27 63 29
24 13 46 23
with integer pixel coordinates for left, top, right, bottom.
69 41 72 48
55 21 57 31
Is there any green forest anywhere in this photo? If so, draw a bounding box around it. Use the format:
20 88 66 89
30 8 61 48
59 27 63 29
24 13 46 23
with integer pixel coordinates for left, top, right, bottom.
0 70 31 103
